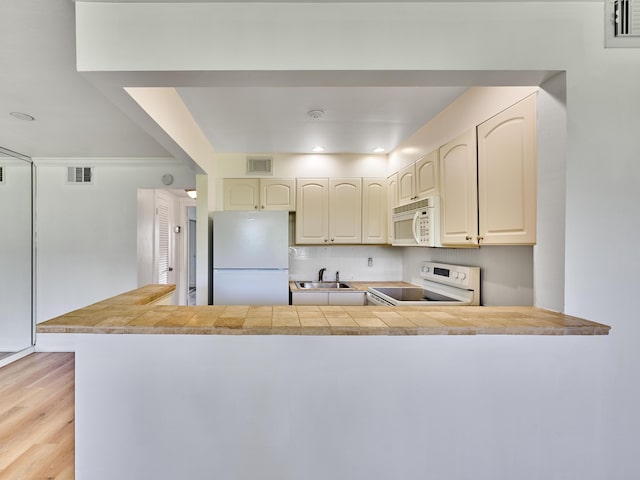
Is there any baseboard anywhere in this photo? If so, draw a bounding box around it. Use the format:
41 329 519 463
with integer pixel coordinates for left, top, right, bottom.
35 333 76 352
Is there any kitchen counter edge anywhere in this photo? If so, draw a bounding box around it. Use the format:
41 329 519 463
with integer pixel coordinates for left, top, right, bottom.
35 284 611 336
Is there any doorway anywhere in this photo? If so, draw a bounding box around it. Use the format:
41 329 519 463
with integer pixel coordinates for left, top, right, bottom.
136 188 195 305
0 147 35 367
187 206 197 305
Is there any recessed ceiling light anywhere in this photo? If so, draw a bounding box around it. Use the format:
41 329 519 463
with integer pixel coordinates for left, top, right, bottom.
10 111 35 121
312 146 325 153
372 147 385 153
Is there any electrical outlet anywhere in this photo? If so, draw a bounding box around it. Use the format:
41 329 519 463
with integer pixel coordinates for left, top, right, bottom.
368 257 373 267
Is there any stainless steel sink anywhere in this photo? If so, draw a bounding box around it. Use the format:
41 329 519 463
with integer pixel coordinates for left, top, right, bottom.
295 281 354 289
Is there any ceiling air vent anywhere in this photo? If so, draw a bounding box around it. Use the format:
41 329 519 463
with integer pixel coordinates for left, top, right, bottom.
606 0 640 47
0 166 5 184
67 166 93 184
246 156 272 175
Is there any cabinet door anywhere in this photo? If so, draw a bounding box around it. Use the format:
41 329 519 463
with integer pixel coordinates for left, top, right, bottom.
439 129 478 246
397 163 416 205
362 178 387 244
477 94 537 245
329 178 362 243
291 291 329 305
415 150 439 198
260 178 296 211
386 173 398 244
223 179 259 210
295 179 329 244
328 292 365 306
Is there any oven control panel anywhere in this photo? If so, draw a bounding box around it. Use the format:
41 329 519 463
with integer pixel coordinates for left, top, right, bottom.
419 261 480 290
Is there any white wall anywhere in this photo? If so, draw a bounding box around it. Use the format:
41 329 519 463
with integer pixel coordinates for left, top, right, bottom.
35 158 195 324
75 2 640 478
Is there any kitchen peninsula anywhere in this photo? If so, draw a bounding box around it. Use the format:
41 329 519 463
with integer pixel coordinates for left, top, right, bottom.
38 286 610 480
37 284 610 336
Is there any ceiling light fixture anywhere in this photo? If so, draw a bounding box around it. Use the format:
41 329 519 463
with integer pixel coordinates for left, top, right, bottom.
372 147 386 153
307 109 324 119
185 189 197 199
312 146 325 153
10 111 35 121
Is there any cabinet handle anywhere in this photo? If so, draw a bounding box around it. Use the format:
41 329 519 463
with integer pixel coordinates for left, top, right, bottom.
465 235 473 241
261 205 265 209
331 238 335 242
324 239 328 243
254 205 258 209
477 236 484 242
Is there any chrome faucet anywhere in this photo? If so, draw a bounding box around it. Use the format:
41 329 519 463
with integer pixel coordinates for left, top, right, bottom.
318 268 326 282
336 271 340 282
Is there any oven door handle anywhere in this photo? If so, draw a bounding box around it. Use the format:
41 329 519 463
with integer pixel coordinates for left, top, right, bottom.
412 210 421 244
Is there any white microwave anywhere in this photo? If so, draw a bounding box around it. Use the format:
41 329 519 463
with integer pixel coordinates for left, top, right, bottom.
391 197 441 247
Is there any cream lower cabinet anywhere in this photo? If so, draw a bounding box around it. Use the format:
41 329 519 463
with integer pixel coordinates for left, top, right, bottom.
296 178 362 244
290 291 366 306
223 178 295 211
439 94 537 246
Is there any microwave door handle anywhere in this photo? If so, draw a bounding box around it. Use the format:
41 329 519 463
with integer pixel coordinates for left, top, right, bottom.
412 211 421 244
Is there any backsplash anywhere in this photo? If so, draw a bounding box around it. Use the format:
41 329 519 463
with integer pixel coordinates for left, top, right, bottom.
403 245 534 306
288 246 403 282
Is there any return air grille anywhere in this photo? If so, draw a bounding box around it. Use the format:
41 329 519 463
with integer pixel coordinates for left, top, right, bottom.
614 0 640 36
246 156 272 175
67 166 93 184
606 0 640 46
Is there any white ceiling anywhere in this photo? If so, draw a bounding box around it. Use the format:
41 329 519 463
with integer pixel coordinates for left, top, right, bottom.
0 0 563 160
177 86 466 154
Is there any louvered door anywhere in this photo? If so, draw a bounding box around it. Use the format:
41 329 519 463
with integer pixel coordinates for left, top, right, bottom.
155 191 174 285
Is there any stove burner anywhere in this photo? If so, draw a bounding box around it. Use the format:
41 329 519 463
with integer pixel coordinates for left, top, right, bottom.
371 287 457 302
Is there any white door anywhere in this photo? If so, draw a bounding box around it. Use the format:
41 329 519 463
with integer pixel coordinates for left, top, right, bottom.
155 190 175 286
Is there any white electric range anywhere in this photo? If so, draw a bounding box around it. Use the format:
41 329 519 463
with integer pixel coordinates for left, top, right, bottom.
366 261 480 306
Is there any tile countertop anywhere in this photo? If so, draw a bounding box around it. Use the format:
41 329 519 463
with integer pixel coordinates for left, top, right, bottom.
36 284 611 336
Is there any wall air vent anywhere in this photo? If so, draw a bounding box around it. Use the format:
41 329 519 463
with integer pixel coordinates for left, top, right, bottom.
0 166 4 184
67 166 93 184
606 0 640 47
246 156 273 175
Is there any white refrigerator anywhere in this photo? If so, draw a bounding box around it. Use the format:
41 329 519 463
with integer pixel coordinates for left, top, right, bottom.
213 210 289 305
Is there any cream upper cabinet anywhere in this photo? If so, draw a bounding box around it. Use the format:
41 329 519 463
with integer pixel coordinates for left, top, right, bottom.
397 163 416 205
223 178 259 210
223 178 295 211
477 94 537 245
329 178 362 243
439 94 538 247
439 129 479 246
296 177 375 245
415 150 439 198
395 150 439 206
260 178 296 211
295 178 329 244
362 178 387 244
386 173 398 244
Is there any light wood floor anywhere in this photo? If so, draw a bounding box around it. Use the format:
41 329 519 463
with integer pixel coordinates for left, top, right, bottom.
0 353 74 479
